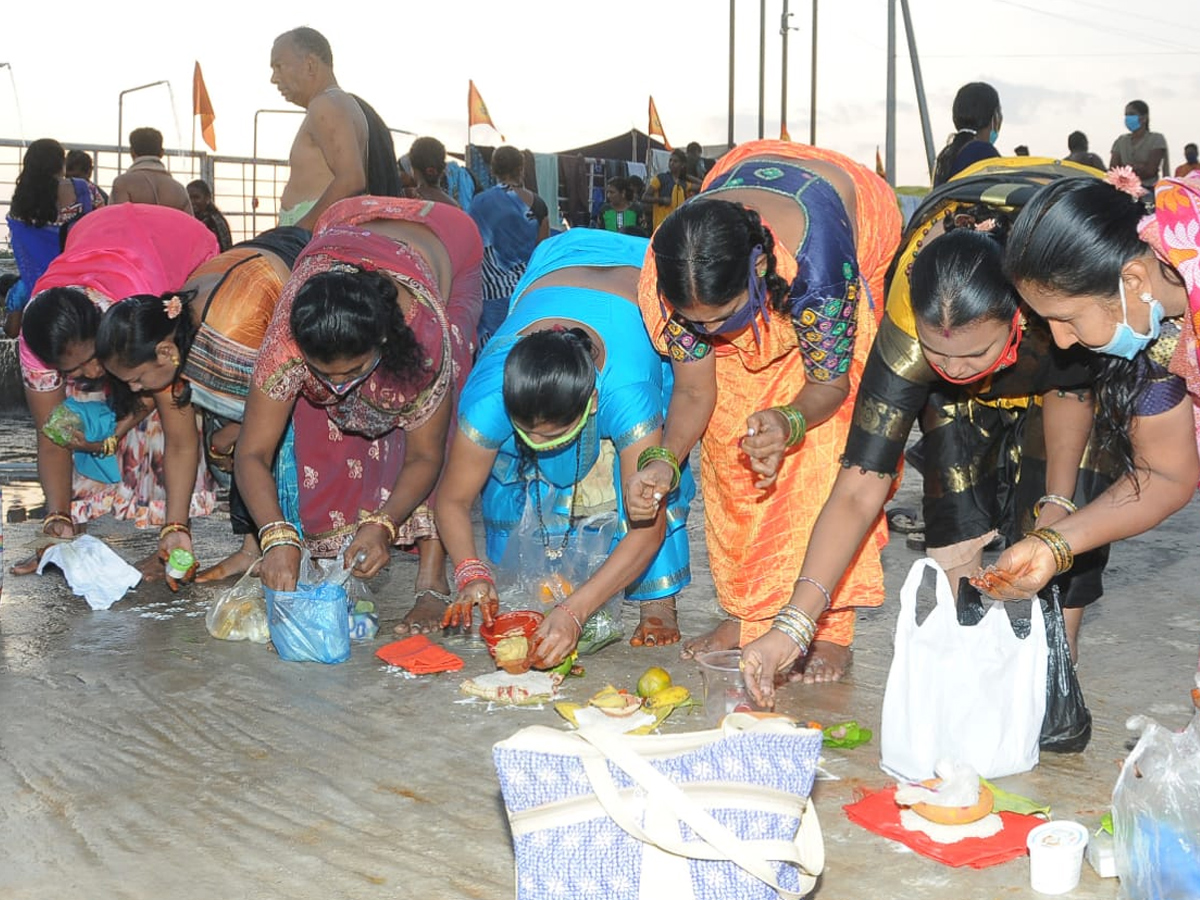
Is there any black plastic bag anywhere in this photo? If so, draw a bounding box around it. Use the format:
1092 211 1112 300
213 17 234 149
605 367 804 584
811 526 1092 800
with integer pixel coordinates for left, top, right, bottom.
956 580 1091 753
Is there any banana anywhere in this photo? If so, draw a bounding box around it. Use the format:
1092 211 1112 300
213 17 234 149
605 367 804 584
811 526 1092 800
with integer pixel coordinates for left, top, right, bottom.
644 685 692 710
588 685 635 709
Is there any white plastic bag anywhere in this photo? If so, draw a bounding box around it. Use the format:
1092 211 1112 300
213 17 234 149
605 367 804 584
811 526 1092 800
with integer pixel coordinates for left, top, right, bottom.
879 558 1048 781
1112 682 1200 900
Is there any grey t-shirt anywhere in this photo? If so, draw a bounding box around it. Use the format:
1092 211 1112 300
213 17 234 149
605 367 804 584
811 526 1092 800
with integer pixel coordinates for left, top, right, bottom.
1111 131 1168 186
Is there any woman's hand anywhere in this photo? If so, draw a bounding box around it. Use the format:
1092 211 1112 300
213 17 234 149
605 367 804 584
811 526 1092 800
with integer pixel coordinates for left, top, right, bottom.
742 408 791 489
623 459 673 522
442 578 499 630
60 427 103 454
158 529 197 591
970 536 1056 600
739 629 803 708
344 523 392 580
527 605 582 669
260 544 302 592
208 423 240 473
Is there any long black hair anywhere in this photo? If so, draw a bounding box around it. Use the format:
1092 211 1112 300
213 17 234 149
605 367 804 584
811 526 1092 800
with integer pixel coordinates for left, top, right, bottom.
503 328 597 428
910 229 1017 330
932 83 1001 186
22 287 139 417
1005 177 1183 483
95 291 200 406
290 268 425 382
10 138 65 227
652 199 790 313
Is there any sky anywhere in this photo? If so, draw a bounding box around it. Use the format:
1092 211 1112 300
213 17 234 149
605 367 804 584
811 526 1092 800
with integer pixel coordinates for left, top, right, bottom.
2 0 1200 187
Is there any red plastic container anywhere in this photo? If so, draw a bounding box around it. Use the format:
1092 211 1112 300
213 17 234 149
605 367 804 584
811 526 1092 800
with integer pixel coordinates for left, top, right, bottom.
479 610 544 659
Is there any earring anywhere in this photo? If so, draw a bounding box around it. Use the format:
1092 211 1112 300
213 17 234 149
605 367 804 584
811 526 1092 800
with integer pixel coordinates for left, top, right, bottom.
1139 292 1156 304
171 352 181 366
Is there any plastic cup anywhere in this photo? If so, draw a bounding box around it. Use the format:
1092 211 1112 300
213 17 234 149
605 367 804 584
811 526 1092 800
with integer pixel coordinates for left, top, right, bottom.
696 650 765 727
1027 820 1089 894
164 549 195 580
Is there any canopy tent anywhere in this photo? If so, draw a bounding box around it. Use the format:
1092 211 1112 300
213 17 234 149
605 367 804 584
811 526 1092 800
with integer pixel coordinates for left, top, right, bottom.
554 129 668 162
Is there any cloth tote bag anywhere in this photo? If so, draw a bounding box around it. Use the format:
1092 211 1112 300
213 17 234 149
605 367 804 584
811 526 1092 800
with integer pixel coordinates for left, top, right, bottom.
493 715 825 900
880 558 1048 781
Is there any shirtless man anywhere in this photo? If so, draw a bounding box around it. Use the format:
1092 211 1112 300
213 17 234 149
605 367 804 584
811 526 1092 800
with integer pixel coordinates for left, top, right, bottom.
111 128 192 214
271 27 368 230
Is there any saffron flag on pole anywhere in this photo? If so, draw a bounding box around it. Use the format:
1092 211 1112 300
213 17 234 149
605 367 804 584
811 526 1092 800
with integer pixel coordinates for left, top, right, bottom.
468 80 505 141
781 124 792 142
193 62 217 152
648 96 672 151
876 145 887 180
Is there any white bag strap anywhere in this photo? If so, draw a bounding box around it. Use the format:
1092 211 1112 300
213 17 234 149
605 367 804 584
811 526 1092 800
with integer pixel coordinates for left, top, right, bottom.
899 557 955 619
573 726 821 900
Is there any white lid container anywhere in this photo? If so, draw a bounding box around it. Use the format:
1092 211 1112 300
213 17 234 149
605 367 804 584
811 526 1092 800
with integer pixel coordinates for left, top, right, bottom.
1027 820 1089 894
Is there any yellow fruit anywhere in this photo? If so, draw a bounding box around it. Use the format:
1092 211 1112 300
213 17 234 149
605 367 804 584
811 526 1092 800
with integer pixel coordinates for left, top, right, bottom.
588 685 643 717
636 666 673 698
644 685 691 710
539 574 574 603
494 634 529 663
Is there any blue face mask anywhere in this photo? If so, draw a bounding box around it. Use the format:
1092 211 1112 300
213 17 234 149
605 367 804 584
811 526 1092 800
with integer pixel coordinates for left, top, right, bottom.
1125 114 1142 132
1093 279 1164 359
988 129 999 144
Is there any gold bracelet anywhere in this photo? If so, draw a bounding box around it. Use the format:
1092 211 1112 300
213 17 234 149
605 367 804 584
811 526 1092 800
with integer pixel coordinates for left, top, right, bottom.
1025 527 1074 574
1034 494 1078 519
358 511 400 544
100 434 118 457
159 522 191 541
42 511 74 534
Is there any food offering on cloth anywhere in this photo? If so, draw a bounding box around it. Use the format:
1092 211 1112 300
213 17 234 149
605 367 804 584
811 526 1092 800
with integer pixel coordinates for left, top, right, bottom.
459 669 564 705
555 667 695 735
894 761 1002 843
480 610 543 674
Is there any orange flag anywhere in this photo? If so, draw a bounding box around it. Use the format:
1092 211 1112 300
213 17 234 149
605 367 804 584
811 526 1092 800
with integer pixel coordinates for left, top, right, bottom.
648 96 672 151
876 145 887 180
780 124 791 142
192 62 217 152
468 80 504 140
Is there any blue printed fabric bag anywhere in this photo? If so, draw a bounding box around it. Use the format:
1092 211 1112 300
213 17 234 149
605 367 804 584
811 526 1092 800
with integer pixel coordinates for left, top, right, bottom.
264 582 350 664
493 716 825 900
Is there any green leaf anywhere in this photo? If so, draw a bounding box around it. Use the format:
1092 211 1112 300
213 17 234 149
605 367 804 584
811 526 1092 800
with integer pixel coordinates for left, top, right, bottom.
981 778 1051 817
822 721 873 749
1099 811 1113 835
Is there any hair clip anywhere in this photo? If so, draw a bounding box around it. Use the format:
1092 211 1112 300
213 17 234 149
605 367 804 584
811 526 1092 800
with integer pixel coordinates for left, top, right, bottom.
1105 166 1148 199
163 295 183 320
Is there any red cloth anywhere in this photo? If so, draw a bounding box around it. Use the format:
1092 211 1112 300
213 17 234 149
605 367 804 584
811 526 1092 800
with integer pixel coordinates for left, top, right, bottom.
375 635 463 674
843 787 1042 869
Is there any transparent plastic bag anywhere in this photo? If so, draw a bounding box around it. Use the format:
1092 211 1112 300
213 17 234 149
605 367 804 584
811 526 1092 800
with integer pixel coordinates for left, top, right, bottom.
41 403 84 447
1113 677 1200 900
494 500 623 653
206 565 269 643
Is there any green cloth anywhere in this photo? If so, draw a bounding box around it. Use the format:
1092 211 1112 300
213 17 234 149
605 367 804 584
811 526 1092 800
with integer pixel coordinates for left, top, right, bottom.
278 199 317 227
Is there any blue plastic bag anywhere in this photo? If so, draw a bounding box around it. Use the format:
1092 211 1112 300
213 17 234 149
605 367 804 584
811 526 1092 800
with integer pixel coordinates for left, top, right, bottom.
264 582 351 664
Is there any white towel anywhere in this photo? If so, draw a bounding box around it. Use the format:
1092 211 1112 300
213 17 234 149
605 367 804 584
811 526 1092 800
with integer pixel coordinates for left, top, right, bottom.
38 535 142 610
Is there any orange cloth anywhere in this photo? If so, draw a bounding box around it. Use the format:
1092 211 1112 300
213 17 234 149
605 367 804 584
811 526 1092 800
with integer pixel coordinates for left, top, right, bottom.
187 247 286 348
375 635 464 674
638 140 900 646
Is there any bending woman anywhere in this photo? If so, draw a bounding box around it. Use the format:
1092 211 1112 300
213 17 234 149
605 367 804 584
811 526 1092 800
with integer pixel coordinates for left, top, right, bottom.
95 228 310 579
438 229 694 666
18 204 217 548
980 175 1200 599
627 139 901 680
236 197 481 631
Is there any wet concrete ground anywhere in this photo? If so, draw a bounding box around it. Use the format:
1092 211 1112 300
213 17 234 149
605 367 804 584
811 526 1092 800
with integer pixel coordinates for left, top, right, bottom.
1 408 1197 899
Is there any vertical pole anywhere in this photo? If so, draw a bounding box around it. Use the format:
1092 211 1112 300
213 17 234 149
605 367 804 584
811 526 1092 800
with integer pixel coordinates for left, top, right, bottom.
900 0 936 179
885 0 896 186
728 0 736 149
631 128 636 163
758 0 766 139
780 0 790 139
117 101 123 174
809 0 818 145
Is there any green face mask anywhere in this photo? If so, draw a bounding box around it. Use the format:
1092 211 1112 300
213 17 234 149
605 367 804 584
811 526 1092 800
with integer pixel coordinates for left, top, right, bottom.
514 405 593 452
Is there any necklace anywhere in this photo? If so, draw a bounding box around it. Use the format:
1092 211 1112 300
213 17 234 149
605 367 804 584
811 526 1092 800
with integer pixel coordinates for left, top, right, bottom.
532 429 585 560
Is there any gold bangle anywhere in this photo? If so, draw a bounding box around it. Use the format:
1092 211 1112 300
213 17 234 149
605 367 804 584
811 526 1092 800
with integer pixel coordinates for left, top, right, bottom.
159 521 191 541
358 511 400 544
42 511 73 534
100 434 118 457
1025 527 1074 574
1034 494 1077 518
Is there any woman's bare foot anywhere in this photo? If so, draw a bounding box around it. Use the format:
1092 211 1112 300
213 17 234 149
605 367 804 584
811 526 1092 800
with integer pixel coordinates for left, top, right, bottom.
630 596 681 647
10 546 50 576
395 589 451 635
197 542 258 583
788 641 852 684
136 551 165 581
679 618 740 660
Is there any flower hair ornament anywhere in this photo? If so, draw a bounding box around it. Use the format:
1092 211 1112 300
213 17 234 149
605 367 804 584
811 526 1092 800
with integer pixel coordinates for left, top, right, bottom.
163 295 183 320
1105 166 1148 199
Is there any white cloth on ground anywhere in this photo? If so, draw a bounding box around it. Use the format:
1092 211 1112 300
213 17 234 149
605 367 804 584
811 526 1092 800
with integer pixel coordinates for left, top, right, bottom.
37 534 142 610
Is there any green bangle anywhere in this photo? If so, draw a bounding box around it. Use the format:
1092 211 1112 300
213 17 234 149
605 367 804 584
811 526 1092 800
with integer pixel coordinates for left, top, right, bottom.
773 405 807 448
636 446 681 492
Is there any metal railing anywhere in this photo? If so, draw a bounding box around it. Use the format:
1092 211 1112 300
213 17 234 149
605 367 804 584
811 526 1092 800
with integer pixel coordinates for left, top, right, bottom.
0 138 290 250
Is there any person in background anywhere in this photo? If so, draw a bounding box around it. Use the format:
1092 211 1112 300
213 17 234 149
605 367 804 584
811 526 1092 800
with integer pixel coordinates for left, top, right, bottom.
931 82 1002 186
642 148 693 231
593 176 646 236
685 141 707 192
1014 145 1030 157
65 149 108 204
468 145 550 345
408 137 459 207
187 180 233 252
111 128 192 214
1065 131 1106 171
6 139 106 337
1175 143 1200 178
1110 100 1168 191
